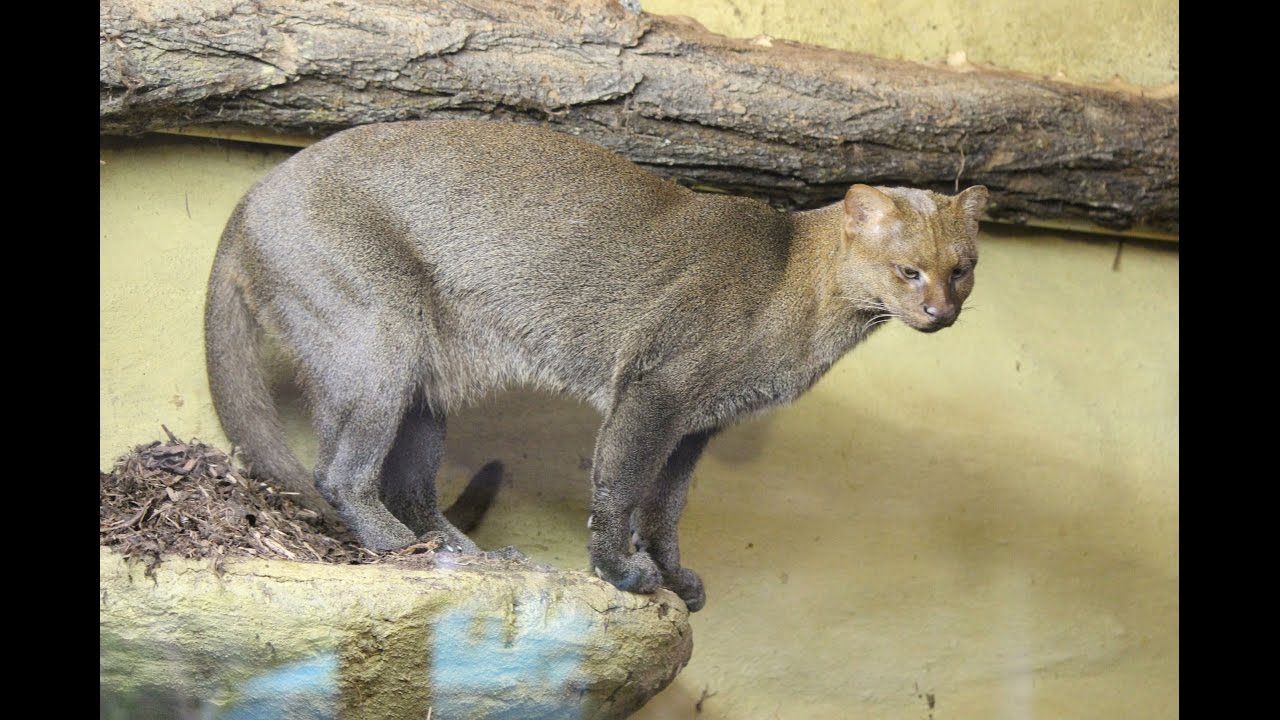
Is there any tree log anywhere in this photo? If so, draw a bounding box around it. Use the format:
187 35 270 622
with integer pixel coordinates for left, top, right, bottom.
100 0 1179 234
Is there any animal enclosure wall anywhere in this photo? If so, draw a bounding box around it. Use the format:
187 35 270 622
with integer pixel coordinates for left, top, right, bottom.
100 1 1178 718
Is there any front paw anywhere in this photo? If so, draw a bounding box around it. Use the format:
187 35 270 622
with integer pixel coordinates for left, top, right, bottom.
666 567 705 612
593 550 662 595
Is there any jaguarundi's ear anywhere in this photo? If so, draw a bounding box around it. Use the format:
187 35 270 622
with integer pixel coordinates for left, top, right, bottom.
842 184 898 240
955 185 989 219
954 185 988 236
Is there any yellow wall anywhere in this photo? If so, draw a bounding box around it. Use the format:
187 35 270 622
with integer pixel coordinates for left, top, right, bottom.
644 0 1179 88
100 2 1177 718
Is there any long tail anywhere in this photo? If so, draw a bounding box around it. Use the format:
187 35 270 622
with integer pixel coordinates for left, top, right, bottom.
203 235 340 523
204 226 501 535
444 460 503 533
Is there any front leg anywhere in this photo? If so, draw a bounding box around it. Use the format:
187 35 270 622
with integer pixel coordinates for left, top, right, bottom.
632 428 716 612
587 398 681 597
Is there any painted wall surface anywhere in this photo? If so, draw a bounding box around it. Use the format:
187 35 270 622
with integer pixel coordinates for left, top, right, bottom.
100 2 1177 718
642 0 1179 89
99 135 1177 720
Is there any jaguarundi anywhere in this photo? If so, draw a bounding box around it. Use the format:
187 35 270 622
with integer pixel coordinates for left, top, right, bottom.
204 119 988 611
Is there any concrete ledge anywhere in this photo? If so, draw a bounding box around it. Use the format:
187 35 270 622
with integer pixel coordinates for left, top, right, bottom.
99 547 692 719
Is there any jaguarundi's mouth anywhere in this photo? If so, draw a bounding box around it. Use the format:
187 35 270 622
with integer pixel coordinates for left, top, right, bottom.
910 316 956 333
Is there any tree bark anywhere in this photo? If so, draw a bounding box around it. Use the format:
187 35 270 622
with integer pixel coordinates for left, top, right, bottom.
100 0 1179 234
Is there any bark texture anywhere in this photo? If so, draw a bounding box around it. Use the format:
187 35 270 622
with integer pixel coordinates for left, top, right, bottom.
100 0 1179 233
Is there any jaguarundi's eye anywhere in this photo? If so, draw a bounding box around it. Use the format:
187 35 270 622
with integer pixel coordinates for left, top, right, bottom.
898 266 920 280
951 267 967 278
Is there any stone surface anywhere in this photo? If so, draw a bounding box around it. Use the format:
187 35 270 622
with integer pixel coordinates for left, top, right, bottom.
99 547 693 719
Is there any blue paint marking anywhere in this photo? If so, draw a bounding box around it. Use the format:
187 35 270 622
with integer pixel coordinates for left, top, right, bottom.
215 600 600 718
219 652 337 720
431 604 595 720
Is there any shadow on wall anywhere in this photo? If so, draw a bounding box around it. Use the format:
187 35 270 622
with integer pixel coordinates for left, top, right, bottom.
704 385 1167 683
268 354 1166 683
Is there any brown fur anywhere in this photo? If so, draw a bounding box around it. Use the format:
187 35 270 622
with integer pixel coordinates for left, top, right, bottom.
204 120 987 611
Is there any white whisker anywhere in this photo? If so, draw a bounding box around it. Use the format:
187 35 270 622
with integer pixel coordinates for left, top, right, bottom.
858 312 896 335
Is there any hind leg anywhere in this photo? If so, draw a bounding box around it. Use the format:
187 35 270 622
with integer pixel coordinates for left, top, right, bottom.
380 403 480 553
305 348 424 551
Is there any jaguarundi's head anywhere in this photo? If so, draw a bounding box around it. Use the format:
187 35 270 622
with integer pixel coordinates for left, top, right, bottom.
837 184 988 333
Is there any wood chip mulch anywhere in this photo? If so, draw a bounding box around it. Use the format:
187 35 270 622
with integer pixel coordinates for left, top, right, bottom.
99 427 449 576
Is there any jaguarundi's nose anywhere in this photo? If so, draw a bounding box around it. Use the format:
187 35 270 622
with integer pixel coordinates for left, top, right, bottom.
923 303 957 326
